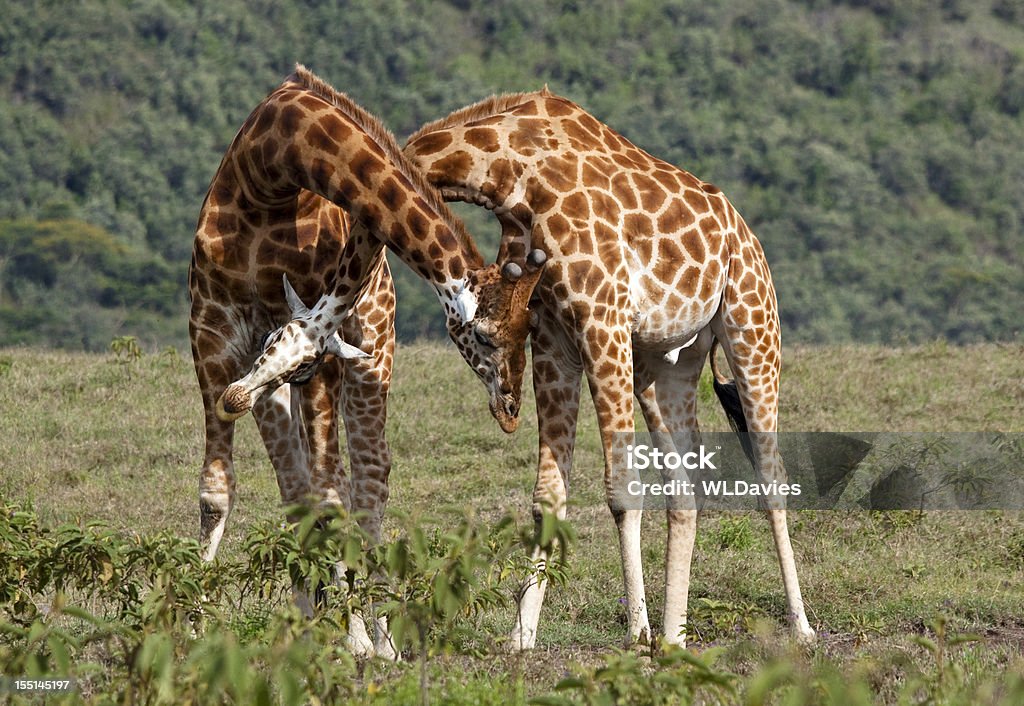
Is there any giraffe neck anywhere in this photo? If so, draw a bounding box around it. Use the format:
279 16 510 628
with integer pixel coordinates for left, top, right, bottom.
316 227 479 328
228 68 484 312
405 91 579 222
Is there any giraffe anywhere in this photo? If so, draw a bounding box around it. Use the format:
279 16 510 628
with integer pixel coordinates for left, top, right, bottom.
213 66 547 436
190 83 399 656
208 65 546 515
191 188 394 558
403 89 816 650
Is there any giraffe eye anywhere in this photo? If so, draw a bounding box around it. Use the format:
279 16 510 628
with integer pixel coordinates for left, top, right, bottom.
473 328 494 349
259 330 273 351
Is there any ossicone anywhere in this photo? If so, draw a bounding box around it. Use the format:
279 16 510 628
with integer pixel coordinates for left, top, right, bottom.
526 249 547 271
502 262 523 282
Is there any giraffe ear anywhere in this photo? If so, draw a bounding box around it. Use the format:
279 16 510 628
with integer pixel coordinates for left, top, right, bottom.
325 332 370 359
282 275 310 318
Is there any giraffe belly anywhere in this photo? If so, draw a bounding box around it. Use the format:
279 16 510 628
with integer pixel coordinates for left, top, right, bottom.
630 314 707 352
625 248 724 353
626 281 718 352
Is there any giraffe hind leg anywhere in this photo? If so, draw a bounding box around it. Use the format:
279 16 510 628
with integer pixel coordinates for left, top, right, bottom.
708 338 755 465
634 334 710 648
338 275 398 658
711 301 815 643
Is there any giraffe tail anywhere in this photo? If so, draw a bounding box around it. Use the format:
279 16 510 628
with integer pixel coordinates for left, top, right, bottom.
709 338 755 467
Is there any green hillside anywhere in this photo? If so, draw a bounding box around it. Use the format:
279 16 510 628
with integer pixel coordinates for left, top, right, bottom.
1 0 1022 348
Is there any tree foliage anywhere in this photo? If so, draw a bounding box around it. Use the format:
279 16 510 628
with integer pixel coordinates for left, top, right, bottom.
0 0 1021 347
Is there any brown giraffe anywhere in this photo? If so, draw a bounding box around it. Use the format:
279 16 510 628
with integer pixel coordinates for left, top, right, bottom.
207 60 547 545
213 67 547 435
193 65 548 657
190 79 399 656
191 183 394 556
404 89 815 649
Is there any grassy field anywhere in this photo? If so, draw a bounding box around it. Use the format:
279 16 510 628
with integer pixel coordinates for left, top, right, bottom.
1 341 1023 703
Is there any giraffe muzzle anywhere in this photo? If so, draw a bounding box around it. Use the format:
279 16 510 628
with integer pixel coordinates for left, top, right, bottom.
490 394 521 434
215 384 253 422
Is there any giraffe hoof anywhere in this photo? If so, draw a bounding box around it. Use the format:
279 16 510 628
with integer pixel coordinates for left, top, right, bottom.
215 385 252 422
506 627 537 652
793 626 817 646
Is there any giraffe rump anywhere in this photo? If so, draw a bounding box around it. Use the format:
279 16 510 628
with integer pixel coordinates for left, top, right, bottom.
709 339 755 467
288 64 476 253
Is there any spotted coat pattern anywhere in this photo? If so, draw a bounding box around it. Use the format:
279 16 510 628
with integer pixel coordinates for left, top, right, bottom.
215 67 547 445
405 89 815 649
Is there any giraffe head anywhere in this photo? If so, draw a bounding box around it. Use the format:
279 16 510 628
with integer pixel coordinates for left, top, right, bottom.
215 275 369 422
216 252 547 431
448 248 547 433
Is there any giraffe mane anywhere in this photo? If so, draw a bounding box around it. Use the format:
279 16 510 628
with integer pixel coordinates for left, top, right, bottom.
287 64 478 255
405 90 549 145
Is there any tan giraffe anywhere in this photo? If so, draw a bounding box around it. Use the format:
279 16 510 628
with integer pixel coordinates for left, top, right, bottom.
404 89 816 649
209 66 546 515
190 77 400 656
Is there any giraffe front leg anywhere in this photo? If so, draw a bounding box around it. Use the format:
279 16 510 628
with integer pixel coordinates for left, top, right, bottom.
199 454 236 562
509 339 581 651
297 362 352 621
194 357 241 562
297 364 378 652
300 360 353 513
587 344 650 648
254 384 313 507
193 398 237 637
758 434 815 643
253 383 318 617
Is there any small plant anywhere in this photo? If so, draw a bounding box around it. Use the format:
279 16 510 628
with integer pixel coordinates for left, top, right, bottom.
846 612 885 646
533 645 737 706
716 515 754 550
908 616 982 702
901 562 928 580
110 335 142 380
110 335 142 361
688 598 767 641
158 346 182 368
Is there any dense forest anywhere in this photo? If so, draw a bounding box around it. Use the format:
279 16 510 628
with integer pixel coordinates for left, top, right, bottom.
0 0 1022 349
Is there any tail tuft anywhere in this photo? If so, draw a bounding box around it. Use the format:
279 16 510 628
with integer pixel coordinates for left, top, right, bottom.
709 339 755 466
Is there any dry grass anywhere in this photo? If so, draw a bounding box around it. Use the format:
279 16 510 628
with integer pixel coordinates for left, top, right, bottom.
1 341 1022 699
